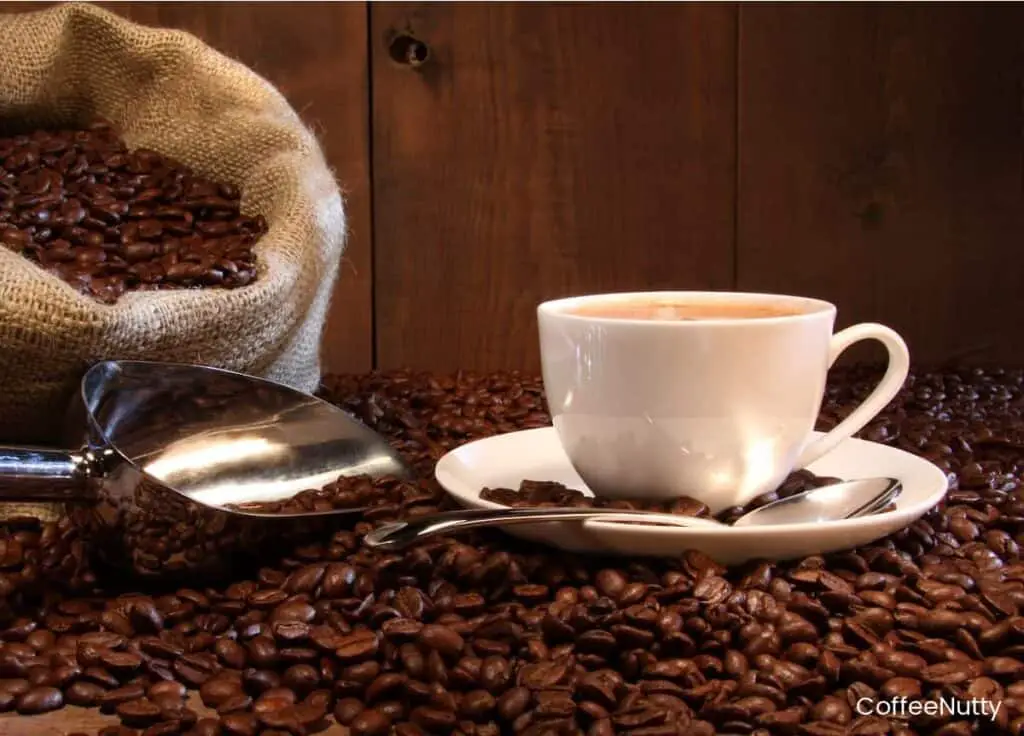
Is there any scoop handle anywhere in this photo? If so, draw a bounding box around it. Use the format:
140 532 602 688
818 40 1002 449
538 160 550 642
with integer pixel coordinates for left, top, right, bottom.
0 446 97 501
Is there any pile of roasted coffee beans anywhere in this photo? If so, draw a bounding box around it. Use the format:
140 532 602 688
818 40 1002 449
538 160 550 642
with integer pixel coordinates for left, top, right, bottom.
0 118 265 303
0 365 1022 736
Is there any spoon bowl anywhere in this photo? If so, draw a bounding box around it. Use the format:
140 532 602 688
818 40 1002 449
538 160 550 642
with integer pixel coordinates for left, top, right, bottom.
731 476 901 527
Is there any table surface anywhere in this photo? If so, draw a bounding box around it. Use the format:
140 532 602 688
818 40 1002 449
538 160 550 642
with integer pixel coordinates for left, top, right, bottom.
0 696 346 735
0 698 195 735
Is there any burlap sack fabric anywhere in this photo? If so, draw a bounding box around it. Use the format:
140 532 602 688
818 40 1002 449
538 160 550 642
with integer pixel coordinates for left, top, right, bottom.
0 2 346 445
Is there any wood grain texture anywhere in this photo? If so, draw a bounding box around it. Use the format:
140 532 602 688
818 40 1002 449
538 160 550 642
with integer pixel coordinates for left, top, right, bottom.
0 694 350 736
0 1 373 374
371 3 737 371
738 4 1024 366
0 701 175 735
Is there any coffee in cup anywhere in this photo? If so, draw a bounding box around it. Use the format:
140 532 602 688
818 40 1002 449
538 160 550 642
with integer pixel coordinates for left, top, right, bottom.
537 291 910 513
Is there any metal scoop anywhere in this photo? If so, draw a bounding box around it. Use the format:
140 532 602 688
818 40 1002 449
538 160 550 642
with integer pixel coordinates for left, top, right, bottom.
364 477 902 550
0 360 409 581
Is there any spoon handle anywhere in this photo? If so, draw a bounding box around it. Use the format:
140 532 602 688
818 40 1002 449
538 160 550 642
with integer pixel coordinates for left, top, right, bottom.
363 506 721 551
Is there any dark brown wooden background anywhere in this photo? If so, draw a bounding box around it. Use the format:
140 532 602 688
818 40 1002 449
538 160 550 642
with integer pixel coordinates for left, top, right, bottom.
5 2 1023 373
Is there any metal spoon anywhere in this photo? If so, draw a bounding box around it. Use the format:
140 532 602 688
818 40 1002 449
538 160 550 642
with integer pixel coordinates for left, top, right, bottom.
363 477 902 550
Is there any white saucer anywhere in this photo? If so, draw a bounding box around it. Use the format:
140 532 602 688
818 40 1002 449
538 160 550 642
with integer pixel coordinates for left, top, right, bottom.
434 427 949 565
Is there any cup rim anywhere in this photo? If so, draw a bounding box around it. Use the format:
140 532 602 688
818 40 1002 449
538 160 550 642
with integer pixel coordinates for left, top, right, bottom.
537 291 837 326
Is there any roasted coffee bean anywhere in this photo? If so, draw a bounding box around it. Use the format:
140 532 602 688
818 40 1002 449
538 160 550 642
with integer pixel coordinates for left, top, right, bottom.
26 665 55 687
270 601 316 625
25 630 54 651
84 667 121 689
922 660 982 685
130 601 165 633
246 636 278 667
247 590 287 609
214 638 246 669
200 676 243 707
216 693 254 715
880 677 922 699
66 680 106 706
151 690 184 712
352 708 393 736
102 650 143 672
334 696 365 724
272 621 311 643
480 655 513 691
192 719 223 736
418 624 464 658
254 687 296 715
173 659 211 687
16 686 63 714
144 724 186 736
116 697 162 727
99 683 147 713
308 626 346 653
256 704 305 731
242 668 280 695
50 664 81 688
221 712 258 736
497 687 531 720
304 688 331 712
460 689 496 719
410 705 457 732
282 663 320 693
336 629 379 662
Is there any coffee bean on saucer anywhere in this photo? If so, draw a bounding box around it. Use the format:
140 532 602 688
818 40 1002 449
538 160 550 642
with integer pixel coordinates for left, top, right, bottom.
478 474 835 522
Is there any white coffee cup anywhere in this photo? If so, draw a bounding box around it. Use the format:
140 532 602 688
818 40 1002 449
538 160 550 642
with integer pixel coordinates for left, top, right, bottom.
537 291 910 513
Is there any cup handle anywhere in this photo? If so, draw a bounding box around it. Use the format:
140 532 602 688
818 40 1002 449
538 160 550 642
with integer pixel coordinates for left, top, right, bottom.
796 323 910 469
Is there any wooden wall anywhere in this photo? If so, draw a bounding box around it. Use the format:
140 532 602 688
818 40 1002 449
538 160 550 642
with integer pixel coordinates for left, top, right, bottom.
3 3 1023 372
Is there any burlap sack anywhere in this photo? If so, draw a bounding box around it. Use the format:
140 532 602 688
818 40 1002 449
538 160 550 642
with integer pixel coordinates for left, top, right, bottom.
0 2 345 444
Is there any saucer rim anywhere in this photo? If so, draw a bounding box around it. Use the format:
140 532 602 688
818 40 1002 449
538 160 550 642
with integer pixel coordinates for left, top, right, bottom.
434 426 949 536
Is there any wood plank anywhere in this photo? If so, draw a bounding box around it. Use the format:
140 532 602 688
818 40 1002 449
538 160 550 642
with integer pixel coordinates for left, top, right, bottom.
371 3 737 371
0 693 348 735
0 698 198 736
0 1 373 374
738 4 1024 366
